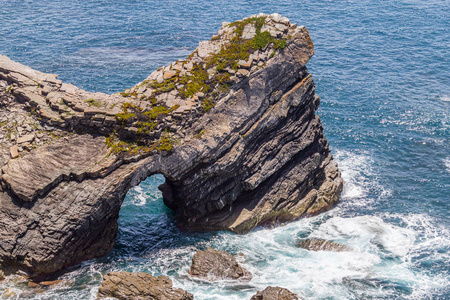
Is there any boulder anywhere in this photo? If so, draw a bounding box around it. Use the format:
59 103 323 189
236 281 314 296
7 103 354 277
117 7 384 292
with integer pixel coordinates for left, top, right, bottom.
297 238 351 252
250 286 298 300
97 271 193 300
9 145 18 159
17 134 34 144
189 247 251 281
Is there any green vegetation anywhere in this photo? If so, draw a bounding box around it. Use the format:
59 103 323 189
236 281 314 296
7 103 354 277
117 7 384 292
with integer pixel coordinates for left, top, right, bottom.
109 16 289 155
152 132 175 152
105 133 149 155
107 101 181 154
143 16 286 111
120 91 138 97
194 129 205 139
201 97 215 112
84 98 103 108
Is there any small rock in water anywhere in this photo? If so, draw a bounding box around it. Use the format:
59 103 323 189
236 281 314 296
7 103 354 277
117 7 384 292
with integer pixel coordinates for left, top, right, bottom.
0 270 4 281
297 238 351 252
97 271 193 300
189 247 252 281
250 286 299 300
39 280 62 287
27 281 40 288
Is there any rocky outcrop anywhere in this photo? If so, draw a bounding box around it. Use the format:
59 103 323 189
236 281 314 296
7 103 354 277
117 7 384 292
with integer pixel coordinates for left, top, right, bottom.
97 271 193 300
0 13 343 277
250 287 299 300
189 247 251 281
297 239 351 252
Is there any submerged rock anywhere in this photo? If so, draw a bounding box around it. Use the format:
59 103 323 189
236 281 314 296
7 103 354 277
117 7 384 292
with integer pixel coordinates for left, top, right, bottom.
297 238 351 252
189 247 251 281
0 13 343 277
97 271 193 300
250 286 298 300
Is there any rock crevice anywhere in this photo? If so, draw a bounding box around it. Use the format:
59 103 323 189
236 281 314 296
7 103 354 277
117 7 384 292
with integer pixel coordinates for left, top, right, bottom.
0 13 343 276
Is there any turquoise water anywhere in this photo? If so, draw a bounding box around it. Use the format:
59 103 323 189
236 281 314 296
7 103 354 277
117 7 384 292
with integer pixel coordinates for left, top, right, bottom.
1 0 449 299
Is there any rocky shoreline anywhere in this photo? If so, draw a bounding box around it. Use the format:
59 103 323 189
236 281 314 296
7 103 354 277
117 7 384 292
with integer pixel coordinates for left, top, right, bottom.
0 12 343 286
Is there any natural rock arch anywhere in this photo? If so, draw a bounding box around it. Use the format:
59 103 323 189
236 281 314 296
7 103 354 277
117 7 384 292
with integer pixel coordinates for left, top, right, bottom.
0 14 343 277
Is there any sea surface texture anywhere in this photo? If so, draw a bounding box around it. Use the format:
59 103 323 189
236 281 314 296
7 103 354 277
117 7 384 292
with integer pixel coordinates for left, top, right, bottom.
0 0 449 299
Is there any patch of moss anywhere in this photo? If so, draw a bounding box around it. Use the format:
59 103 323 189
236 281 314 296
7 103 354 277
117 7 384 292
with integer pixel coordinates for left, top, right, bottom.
120 91 138 97
150 76 177 95
84 98 103 108
105 133 149 155
152 133 175 152
194 129 205 139
201 97 216 112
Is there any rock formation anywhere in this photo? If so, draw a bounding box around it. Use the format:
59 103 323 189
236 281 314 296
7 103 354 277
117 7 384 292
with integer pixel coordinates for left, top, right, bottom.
189 247 251 281
250 286 299 300
97 271 193 300
297 239 351 252
0 13 343 277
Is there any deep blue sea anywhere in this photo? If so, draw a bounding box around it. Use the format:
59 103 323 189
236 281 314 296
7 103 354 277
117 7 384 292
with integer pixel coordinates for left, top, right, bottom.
1 0 449 299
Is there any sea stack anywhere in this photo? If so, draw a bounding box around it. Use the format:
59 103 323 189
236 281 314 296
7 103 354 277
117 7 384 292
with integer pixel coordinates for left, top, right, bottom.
0 13 343 277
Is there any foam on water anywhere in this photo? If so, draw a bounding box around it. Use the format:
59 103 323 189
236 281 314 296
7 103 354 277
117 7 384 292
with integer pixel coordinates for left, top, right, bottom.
333 149 391 211
0 0 449 298
440 95 450 102
445 157 450 173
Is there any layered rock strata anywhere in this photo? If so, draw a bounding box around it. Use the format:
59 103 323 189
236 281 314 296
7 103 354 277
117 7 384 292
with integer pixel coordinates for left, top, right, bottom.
0 13 343 276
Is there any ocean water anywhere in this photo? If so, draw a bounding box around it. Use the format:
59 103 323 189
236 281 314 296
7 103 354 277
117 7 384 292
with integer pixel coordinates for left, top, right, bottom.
0 0 449 299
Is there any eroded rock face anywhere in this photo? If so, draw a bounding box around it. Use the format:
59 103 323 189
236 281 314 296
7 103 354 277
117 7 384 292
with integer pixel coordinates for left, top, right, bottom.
0 13 343 276
189 247 251 281
250 286 299 300
297 239 351 252
97 271 193 300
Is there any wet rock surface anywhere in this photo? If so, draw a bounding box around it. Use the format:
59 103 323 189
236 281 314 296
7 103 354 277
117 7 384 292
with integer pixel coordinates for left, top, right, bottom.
297 238 351 252
189 247 251 281
97 271 193 300
250 286 299 300
0 13 343 277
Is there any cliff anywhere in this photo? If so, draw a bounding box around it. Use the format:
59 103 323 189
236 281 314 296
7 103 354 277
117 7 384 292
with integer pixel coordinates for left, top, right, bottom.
0 13 343 277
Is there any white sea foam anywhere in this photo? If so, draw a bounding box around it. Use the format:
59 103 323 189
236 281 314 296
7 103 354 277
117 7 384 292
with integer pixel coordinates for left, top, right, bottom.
122 174 165 206
444 157 450 173
333 149 391 210
440 95 450 102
